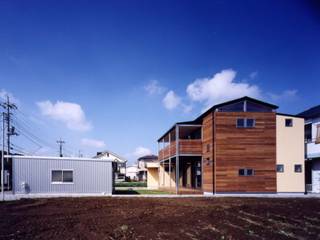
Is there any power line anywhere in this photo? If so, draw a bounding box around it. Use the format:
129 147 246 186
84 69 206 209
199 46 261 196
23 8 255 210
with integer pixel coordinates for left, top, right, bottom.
12 117 56 150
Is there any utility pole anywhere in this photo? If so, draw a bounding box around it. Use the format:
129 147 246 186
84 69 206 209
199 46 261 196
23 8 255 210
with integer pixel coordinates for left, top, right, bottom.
0 96 18 156
78 150 83 158
56 138 65 157
1 112 5 201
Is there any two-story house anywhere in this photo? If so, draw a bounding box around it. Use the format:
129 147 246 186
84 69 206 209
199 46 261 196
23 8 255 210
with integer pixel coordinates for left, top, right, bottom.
152 96 305 194
95 150 127 181
298 105 320 193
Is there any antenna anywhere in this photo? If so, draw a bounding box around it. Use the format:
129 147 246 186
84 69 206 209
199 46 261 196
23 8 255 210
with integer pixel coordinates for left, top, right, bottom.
56 138 65 157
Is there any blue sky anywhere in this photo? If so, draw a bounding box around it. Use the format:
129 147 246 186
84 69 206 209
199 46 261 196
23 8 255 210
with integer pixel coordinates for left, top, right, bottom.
0 0 319 163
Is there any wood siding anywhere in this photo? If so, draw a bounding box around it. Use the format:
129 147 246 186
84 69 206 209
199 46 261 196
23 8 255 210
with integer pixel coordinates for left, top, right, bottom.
179 140 202 155
215 112 277 193
202 113 214 193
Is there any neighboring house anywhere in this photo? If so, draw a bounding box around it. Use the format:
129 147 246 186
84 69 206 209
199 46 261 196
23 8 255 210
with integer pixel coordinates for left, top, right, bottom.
95 150 127 181
149 96 305 194
126 165 139 181
10 155 114 195
137 155 158 181
298 105 320 193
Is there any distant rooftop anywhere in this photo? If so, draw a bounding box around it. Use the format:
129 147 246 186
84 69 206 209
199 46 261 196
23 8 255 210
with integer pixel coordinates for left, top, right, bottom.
137 155 158 162
297 105 320 119
94 150 127 162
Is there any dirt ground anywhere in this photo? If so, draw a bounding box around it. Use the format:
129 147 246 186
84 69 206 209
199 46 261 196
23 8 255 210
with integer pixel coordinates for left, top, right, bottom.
0 197 320 240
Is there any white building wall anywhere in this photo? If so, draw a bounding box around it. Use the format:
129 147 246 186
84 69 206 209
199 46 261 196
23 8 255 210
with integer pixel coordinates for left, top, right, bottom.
276 115 305 193
126 166 138 180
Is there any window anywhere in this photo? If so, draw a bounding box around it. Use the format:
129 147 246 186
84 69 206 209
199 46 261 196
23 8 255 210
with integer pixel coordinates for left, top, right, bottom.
305 124 312 142
294 164 302 173
239 169 245 176
246 119 255 128
52 170 62 182
285 118 293 127
316 124 320 144
237 118 245 128
63 171 73 182
239 168 254 176
237 118 255 128
246 169 254 176
246 101 273 112
51 170 73 183
277 164 284 172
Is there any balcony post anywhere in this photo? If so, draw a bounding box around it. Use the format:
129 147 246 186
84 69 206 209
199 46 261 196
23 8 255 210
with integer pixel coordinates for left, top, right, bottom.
162 138 164 161
175 124 179 194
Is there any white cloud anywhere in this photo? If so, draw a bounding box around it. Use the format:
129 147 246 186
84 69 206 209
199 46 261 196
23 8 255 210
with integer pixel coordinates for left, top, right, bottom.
249 71 258 79
182 104 193 113
81 138 106 148
267 89 298 102
0 89 19 104
133 146 152 158
186 69 261 109
37 100 92 131
144 80 166 95
162 90 181 110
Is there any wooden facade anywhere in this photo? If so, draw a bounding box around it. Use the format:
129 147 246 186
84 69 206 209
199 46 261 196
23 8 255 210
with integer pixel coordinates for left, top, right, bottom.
202 113 214 193
214 112 276 193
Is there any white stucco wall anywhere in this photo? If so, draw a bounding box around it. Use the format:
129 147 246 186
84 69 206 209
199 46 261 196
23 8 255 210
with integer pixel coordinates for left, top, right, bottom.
276 115 305 193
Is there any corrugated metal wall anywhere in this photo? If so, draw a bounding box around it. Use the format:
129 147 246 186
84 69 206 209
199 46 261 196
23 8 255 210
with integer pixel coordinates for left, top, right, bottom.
12 157 113 194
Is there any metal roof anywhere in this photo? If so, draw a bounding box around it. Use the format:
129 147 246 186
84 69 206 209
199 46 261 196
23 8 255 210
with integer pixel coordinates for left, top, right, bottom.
297 105 320 119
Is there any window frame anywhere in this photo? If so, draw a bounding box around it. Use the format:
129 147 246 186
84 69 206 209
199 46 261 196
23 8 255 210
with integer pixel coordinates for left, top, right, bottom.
276 164 284 173
51 169 74 184
236 118 245 128
294 164 302 173
246 118 255 128
236 118 256 128
285 118 293 127
238 168 255 176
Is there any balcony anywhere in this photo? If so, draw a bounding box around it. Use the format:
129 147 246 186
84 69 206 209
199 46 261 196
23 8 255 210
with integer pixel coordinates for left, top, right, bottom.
305 139 320 159
158 125 202 161
179 139 202 155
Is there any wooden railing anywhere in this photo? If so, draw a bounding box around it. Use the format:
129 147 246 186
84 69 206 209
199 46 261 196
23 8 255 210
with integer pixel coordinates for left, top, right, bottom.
158 139 202 160
179 139 202 155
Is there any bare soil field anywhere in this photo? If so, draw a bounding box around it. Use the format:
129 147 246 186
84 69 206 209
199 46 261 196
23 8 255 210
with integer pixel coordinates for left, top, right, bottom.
0 197 320 240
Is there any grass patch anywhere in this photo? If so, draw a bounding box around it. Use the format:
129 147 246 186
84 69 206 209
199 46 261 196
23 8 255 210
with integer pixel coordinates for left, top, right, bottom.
115 182 147 187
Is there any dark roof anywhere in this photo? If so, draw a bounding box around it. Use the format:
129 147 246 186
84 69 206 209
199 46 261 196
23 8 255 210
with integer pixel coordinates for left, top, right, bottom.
297 105 320 119
194 96 278 122
276 113 304 119
158 96 278 141
137 155 158 161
